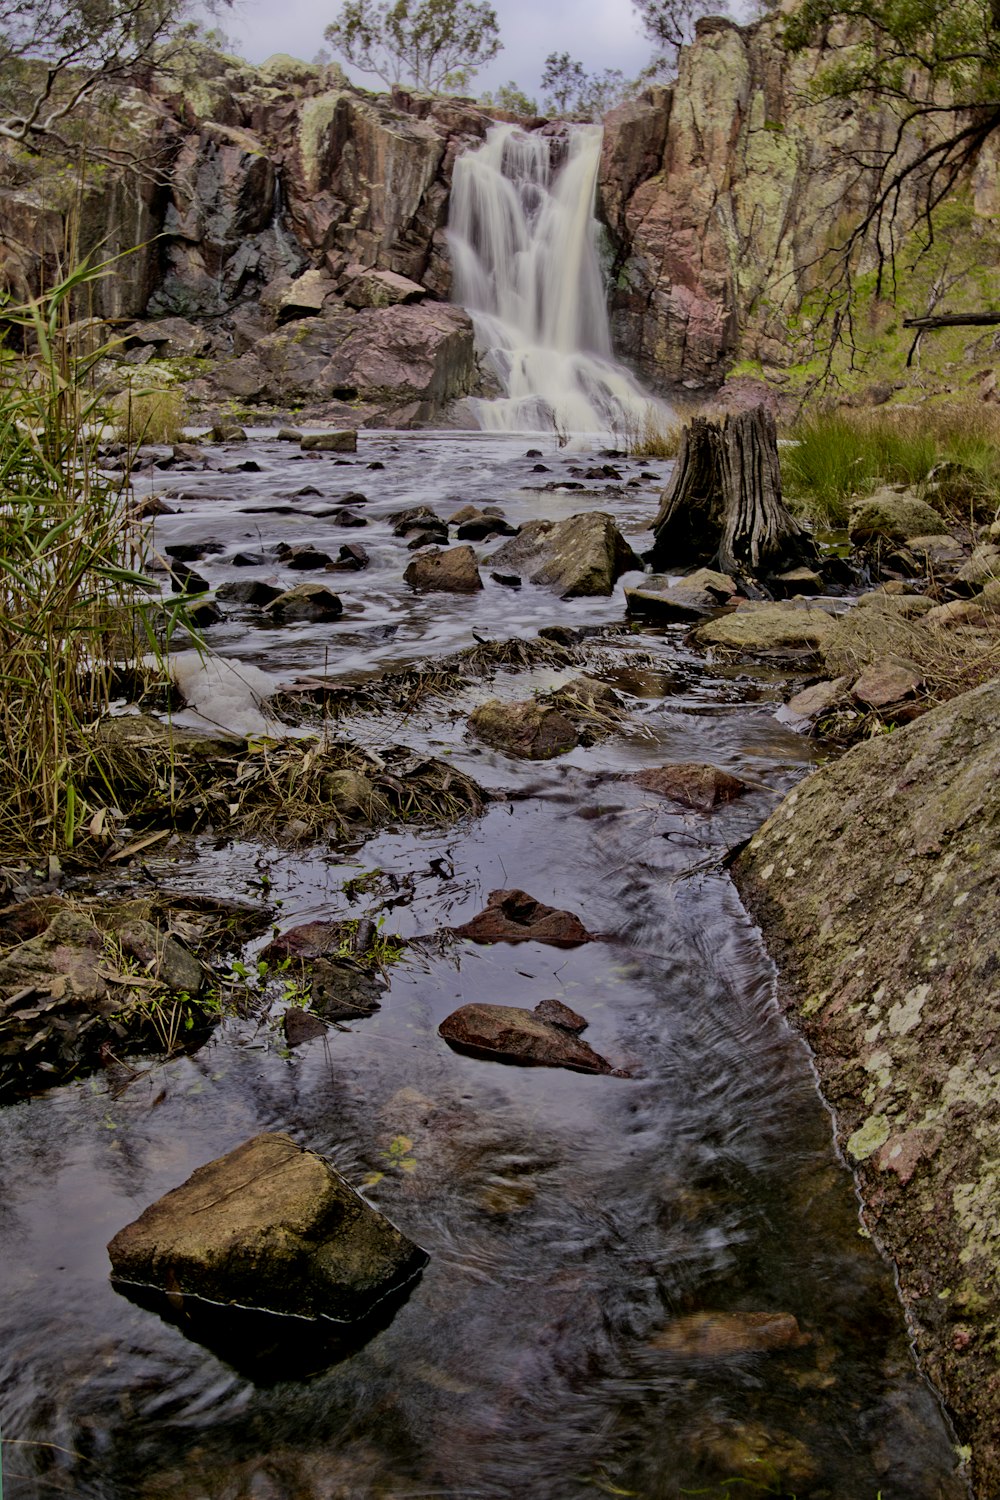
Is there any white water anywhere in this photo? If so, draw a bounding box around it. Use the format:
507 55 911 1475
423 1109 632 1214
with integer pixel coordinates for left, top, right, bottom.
449 123 664 436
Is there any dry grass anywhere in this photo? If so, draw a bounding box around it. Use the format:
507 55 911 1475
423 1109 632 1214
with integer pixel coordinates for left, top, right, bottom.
111 384 187 446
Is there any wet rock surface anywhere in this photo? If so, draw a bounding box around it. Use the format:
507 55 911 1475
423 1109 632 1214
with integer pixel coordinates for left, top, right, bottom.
403 544 483 592
467 697 579 758
629 762 750 812
490 511 642 597
450 889 594 946
735 679 1000 1495
108 1132 428 1321
439 1001 619 1074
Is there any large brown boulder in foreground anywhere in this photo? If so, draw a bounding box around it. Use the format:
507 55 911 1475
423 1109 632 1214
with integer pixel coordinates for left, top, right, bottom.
108 1133 427 1322
734 679 1000 1497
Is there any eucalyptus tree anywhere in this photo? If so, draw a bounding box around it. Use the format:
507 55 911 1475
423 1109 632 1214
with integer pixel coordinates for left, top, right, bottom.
324 0 502 92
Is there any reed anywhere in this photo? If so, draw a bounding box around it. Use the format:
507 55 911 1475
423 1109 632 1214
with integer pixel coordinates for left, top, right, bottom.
0 264 178 859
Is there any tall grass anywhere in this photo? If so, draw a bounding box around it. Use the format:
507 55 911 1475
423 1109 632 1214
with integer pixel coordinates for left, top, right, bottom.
781 407 1000 527
0 265 181 859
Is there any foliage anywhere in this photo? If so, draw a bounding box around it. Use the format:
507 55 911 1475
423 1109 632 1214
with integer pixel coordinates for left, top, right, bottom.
632 0 728 75
781 405 1000 527
540 51 634 118
622 407 685 458
323 0 501 91
0 262 188 858
479 79 537 115
0 0 231 156
782 0 1000 357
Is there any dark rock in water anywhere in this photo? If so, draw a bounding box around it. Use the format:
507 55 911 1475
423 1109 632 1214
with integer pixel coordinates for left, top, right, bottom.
526 449 542 457
407 529 446 550
166 542 224 563
334 509 368 528
649 1311 810 1358
294 485 322 497
276 427 303 442
327 543 370 572
404 545 482 593
537 624 584 646
283 1007 328 1047
301 431 358 453
133 495 175 518
456 513 518 541
451 889 593 946
211 422 247 443
266 583 343 622
629 763 750 812
491 571 522 589
217 579 283 606
532 463 549 472
468 698 578 758
309 959 384 1021
231 551 269 567
439 1001 618 1073
232 459 262 474
286 545 334 570
490 511 642 597
107 1132 427 1322
169 565 209 593
188 600 224 628
368 461 385 470
534 997 588 1032
626 568 736 622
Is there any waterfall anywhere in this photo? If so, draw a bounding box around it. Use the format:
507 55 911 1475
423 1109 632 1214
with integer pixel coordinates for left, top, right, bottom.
448 122 663 436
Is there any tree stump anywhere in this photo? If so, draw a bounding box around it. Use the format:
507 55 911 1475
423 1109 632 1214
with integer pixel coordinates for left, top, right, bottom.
649 407 816 585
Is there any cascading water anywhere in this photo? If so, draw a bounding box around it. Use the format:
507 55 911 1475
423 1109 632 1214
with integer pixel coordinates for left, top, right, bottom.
449 122 665 435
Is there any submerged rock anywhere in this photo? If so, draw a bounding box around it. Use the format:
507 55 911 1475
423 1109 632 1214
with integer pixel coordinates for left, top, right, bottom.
629 762 749 812
107 1132 427 1322
649 1310 810 1358
439 1001 618 1074
490 511 642 597
734 678 1000 1493
467 698 579 758
451 889 593 946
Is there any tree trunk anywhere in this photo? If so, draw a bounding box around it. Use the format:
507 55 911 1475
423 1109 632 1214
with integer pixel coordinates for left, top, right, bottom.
649 406 816 585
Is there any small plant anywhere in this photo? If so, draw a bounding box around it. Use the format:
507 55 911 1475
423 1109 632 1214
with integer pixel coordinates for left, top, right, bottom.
624 407 684 459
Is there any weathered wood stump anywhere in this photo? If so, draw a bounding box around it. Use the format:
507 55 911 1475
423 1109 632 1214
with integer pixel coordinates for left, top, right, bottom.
648 407 817 586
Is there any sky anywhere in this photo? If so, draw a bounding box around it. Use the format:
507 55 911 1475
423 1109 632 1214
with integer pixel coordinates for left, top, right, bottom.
221 0 658 100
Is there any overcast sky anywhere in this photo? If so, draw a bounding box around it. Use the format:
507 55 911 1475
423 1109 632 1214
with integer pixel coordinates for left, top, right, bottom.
223 0 657 99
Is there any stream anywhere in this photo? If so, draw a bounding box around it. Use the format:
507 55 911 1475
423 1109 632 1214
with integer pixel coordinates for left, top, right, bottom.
0 430 966 1499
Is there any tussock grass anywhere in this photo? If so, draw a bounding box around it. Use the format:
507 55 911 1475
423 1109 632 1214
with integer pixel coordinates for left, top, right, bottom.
111 384 187 446
0 265 187 860
623 408 685 459
782 406 1000 528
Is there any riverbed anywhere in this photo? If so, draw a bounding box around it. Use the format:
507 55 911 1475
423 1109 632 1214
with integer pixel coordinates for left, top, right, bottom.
0 431 965 1499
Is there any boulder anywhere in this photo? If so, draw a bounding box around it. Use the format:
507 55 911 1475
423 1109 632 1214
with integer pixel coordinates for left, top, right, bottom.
107 1132 427 1321
450 889 593 946
277 269 333 321
629 762 750 812
690 602 837 658
211 422 247 443
217 579 283 606
956 544 1000 591
905 535 968 572
780 677 852 724
468 698 579 759
733 678 1000 1492
851 661 923 711
626 568 736 621
490 512 642 598
266 583 344 621
439 1001 617 1073
403 546 482 593
342 267 425 308
848 488 950 546
300 431 357 453
327 543 370 571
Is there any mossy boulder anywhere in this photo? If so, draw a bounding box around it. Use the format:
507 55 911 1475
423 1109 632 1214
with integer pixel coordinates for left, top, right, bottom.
848 488 950 546
690 601 837 659
733 679 1000 1495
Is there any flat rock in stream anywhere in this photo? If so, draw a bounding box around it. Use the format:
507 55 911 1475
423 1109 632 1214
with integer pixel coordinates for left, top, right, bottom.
490 512 641 597
690 602 837 660
439 1001 618 1074
626 568 737 623
107 1132 427 1322
467 698 579 759
450 889 593 946
628 762 750 812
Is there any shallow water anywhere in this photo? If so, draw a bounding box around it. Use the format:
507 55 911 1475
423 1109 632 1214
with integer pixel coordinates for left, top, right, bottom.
0 433 965 1498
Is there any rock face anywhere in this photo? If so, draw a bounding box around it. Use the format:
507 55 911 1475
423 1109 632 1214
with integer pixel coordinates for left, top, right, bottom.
439 1000 617 1074
490 513 642 597
733 680 1000 1496
450 889 593 946
108 1133 427 1322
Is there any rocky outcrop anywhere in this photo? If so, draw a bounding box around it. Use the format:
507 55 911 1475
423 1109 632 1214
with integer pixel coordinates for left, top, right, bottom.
734 680 1000 1496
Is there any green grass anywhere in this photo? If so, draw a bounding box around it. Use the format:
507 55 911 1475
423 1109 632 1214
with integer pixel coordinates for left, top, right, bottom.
0 263 189 859
781 406 1000 527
